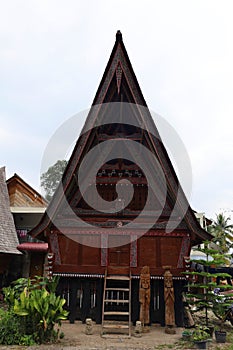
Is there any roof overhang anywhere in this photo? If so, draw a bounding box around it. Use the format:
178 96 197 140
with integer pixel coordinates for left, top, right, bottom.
11 207 46 214
17 242 48 252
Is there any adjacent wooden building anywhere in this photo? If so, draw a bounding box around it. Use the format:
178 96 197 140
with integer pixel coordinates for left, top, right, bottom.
0 167 21 287
7 173 48 279
30 31 211 326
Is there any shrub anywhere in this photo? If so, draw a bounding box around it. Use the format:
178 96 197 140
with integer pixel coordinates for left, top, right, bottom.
3 275 60 310
192 325 210 342
0 308 36 345
1 276 68 344
14 287 69 343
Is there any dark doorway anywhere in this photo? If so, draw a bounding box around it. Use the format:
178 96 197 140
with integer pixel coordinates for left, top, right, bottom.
29 253 44 278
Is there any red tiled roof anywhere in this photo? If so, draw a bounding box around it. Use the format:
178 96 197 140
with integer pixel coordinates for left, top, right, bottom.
17 242 48 252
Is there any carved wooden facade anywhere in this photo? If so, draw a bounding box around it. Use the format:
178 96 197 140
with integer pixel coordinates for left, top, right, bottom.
30 31 211 325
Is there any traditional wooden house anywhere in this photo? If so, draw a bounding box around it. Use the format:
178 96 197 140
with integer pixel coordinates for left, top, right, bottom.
30 31 211 328
7 173 48 278
0 167 21 287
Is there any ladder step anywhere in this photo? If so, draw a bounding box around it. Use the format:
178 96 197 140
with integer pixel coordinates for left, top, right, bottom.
102 268 131 338
104 299 129 303
105 288 129 292
106 276 130 280
104 311 129 316
102 324 129 329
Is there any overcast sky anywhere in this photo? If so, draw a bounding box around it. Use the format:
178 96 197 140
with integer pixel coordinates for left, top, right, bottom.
0 0 232 221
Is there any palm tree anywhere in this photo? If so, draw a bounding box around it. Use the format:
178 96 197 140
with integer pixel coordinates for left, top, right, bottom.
208 213 233 255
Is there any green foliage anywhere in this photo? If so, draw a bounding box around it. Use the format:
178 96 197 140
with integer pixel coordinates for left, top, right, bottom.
40 159 68 201
3 277 38 309
184 241 233 327
192 325 210 342
1 276 68 344
213 292 233 331
208 213 233 256
2 286 16 309
3 275 60 310
59 331 65 339
13 287 68 343
46 275 60 293
0 308 36 345
181 329 192 341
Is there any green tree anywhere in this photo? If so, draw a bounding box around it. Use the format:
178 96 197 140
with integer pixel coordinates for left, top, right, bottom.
185 242 233 327
208 213 233 256
40 160 67 201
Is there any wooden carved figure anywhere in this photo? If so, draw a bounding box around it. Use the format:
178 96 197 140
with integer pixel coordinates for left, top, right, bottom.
164 267 176 333
139 266 150 327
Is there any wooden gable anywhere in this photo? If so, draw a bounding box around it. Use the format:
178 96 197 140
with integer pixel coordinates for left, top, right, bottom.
29 31 211 277
7 173 47 208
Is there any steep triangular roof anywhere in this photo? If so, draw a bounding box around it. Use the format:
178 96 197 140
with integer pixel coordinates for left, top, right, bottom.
92 30 146 106
0 167 21 254
7 173 47 208
30 31 211 245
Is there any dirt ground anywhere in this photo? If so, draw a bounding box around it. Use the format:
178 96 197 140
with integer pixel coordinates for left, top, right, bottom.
56 321 232 349
0 320 231 349
4 321 233 350
58 320 183 349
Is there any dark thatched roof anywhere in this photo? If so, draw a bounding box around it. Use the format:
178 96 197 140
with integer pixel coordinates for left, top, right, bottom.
0 167 21 254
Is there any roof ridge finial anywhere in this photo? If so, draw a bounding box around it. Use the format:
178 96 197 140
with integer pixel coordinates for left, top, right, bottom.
116 30 122 42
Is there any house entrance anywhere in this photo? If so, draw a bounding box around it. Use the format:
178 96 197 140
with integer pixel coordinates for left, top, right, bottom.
108 235 130 266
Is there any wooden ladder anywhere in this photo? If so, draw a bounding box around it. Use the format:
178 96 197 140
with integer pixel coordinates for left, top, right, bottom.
101 266 131 338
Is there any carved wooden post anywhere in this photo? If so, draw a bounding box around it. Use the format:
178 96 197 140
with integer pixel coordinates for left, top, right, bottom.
139 266 150 330
163 266 176 334
47 252 54 281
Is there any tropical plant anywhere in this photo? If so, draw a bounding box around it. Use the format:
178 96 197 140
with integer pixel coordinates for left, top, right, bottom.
208 213 233 256
45 275 60 293
3 277 38 309
40 159 67 201
184 241 233 327
14 287 68 343
3 275 60 310
192 325 210 342
2 276 68 344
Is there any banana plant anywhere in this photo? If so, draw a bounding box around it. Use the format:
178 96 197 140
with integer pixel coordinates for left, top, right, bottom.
13 287 68 343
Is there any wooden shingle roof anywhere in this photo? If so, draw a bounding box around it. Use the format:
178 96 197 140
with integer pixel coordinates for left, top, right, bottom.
0 167 21 254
